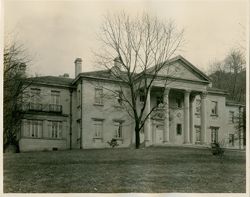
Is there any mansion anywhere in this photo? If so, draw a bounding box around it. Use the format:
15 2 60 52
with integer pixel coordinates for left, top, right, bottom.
18 56 245 151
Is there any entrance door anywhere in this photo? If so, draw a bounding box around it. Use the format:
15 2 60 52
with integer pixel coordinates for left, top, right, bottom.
155 125 163 144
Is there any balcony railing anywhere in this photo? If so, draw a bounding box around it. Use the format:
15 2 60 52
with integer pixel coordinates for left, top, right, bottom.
151 107 166 120
29 103 43 111
49 104 62 113
19 102 62 113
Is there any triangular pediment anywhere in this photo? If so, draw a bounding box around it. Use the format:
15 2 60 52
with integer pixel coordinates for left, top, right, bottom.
151 56 210 82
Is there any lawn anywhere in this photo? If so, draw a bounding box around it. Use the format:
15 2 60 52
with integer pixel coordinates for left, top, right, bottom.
4 146 246 193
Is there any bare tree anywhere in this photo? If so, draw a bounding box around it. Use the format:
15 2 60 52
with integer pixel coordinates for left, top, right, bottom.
4 42 32 152
209 48 246 103
233 106 246 149
95 13 184 148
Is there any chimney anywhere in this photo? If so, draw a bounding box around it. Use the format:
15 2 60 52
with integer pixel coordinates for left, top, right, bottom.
113 56 122 70
74 58 82 77
63 73 69 78
19 63 26 77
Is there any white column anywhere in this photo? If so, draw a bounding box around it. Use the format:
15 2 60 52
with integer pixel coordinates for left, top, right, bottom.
189 95 195 144
163 88 170 143
184 90 190 144
201 91 207 144
144 88 151 146
152 120 156 145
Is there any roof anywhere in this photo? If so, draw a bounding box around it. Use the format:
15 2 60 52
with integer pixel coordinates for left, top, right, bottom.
26 76 74 86
26 56 213 87
226 99 245 107
146 55 211 82
73 68 129 84
207 87 228 95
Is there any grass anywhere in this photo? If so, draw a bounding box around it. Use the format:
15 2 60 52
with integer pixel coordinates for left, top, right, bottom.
4 146 246 193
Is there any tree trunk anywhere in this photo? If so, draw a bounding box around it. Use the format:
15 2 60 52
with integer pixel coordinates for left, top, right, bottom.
135 123 140 149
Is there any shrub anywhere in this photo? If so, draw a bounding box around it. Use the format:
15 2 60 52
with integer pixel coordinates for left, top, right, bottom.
107 138 119 148
211 142 225 156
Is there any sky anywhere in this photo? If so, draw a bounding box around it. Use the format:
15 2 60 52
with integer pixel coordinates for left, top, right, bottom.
4 0 248 78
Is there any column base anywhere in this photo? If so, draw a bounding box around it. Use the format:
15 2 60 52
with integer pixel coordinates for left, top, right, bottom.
145 140 152 147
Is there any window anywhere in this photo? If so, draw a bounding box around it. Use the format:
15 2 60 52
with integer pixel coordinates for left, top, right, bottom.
48 121 62 139
77 120 81 143
140 94 145 102
51 91 60 105
93 120 103 138
95 88 103 105
77 90 81 106
195 126 201 143
116 91 122 105
176 124 182 135
196 99 201 114
229 111 234 123
211 101 218 115
114 122 122 138
176 98 182 108
50 91 61 112
229 134 235 146
26 120 43 138
156 96 163 106
30 88 41 103
211 127 219 143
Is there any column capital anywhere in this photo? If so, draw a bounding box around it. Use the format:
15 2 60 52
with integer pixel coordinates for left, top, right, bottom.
190 94 196 102
184 89 191 95
201 91 207 99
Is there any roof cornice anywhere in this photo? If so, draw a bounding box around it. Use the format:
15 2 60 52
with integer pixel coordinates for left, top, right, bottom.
24 80 75 89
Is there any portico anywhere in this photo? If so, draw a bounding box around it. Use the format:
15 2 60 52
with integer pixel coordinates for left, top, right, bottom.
143 86 208 146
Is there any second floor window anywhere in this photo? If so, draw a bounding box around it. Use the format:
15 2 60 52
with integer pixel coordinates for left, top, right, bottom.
95 88 103 105
196 99 201 114
116 90 122 105
30 88 41 103
140 94 145 103
77 90 81 106
211 101 218 115
51 91 60 105
156 96 163 106
176 98 182 108
229 111 234 123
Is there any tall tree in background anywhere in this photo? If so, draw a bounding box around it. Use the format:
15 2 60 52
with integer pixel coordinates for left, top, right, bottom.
4 43 31 152
209 49 246 103
96 13 184 148
208 48 246 149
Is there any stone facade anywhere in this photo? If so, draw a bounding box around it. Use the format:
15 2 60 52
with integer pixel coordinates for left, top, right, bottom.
18 56 245 151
